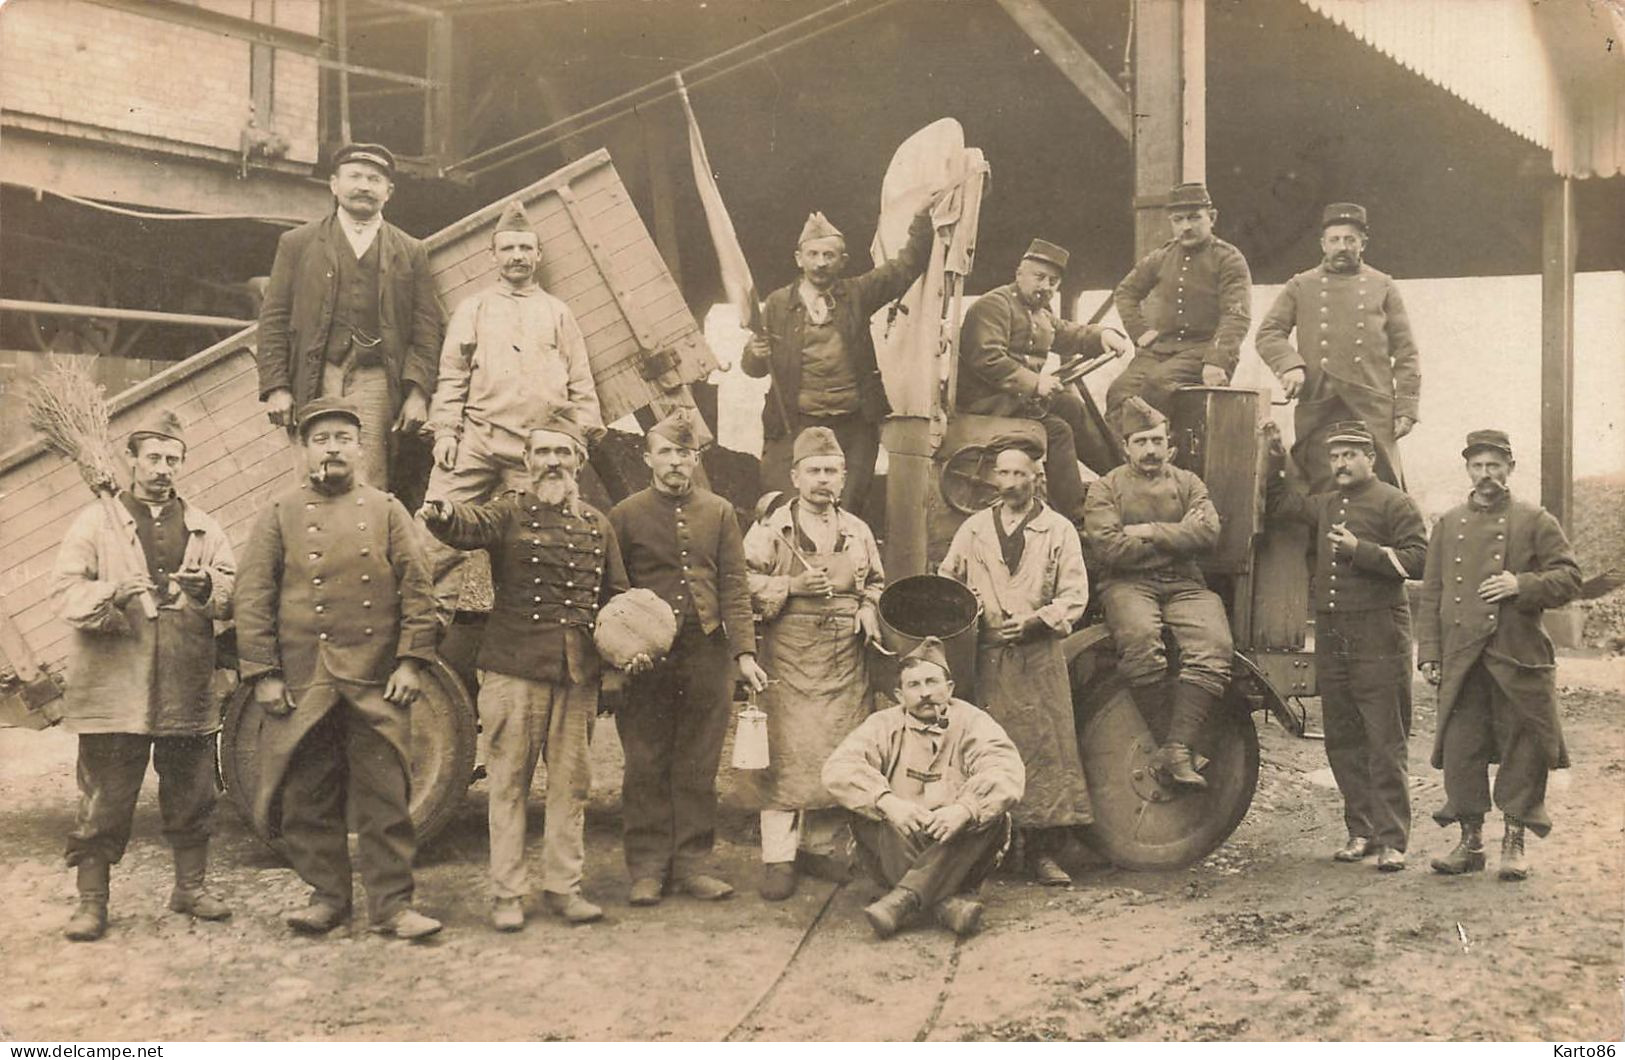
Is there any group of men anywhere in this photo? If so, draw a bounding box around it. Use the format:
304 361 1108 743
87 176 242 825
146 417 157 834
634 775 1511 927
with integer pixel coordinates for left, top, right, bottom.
47 140 1583 948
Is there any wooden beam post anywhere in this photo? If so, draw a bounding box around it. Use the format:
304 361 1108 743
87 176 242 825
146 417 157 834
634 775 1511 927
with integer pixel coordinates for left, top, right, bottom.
1541 176 1576 527
424 16 460 165
994 0 1131 140
1132 0 1181 258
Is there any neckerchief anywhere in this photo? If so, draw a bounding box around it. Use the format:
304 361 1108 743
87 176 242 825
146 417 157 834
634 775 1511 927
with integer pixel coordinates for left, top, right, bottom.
993 500 1040 573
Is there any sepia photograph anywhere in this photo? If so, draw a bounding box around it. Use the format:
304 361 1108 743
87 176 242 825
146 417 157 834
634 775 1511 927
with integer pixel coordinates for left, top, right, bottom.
0 0 1621 1045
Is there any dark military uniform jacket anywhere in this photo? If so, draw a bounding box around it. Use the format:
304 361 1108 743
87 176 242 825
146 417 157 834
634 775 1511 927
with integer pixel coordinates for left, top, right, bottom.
956 283 1110 418
608 485 755 659
1418 492 1581 770
1113 236 1253 372
1266 472 1427 613
427 490 628 684
1081 463 1221 582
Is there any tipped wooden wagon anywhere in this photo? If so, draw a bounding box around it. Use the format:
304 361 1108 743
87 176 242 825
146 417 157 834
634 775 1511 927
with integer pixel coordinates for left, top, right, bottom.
0 150 720 843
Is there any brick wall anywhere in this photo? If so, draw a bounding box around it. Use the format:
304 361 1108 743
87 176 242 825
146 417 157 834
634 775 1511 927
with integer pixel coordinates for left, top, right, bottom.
0 0 321 164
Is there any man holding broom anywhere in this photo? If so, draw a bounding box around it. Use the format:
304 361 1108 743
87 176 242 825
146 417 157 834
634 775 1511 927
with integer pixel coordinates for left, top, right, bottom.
48 408 237 942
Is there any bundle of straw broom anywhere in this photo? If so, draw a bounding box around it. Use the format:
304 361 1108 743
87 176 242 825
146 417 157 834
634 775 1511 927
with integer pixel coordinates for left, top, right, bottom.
25 359 158 619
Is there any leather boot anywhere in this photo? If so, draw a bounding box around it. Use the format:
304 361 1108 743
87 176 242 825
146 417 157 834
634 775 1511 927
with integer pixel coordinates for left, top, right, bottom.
863 886 922 940
168 845 231 920
1430 819 1486 875
1158 743 1208 789
1498 818 1529 881
64 859 109 942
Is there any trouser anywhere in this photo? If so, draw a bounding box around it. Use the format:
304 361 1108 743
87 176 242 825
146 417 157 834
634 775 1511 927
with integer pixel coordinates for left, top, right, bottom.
1099 575 1234 697
65 733 217 866
1317 609 1412 851
316 360 393 491
1105 347 1211 422
763 411 880 518
280 695 416 923
1434 660 1553 837
616 626 734 881
420 424 530 623
1037 390 1094 521
478 670 596 899
850 814 1009 908
760 807 848 863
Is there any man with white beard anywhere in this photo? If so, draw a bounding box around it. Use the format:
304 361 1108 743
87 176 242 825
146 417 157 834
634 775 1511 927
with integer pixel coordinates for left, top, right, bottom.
421 408 628 931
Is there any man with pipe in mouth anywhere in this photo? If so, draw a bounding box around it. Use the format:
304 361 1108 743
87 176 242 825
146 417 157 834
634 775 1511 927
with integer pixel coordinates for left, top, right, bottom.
939 431 1092 886
823 636 1025 940
235 397 443 940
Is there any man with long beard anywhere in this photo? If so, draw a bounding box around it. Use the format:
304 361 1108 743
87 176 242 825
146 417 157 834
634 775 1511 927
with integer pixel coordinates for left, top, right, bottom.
1420 429 1580 881
1082 397 1232 789
939 434 1092 885
421 408 627 930
236 397 442 939
741 426 885 900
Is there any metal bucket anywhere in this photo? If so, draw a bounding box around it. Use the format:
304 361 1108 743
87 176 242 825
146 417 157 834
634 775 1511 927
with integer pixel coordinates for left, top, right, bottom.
874 574 982 695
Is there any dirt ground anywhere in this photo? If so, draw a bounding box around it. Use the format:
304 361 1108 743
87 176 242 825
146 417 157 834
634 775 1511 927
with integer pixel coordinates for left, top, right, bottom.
1 658 1620 1043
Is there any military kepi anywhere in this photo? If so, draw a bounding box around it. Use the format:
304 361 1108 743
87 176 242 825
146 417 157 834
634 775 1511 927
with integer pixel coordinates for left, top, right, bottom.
1325 419 1375 448
901 635 952 679
1118 395 1168 437
296 396 364 438
1021 238 1070 272
648 407 701 449
792 425 844 464
127 408 187 452
1461 428 1513 459
494 199 533 235
1322 202 1367 230
1166 182 1213 209
798 212 843 245
332 142 396 177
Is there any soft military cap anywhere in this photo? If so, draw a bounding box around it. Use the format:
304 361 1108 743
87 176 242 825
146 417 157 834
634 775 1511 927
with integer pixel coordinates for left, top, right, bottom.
1321 202 1367 230
524 405 586 448
988 426 1046 461
1325 420 1375 448
1118 395 1169 438
792 425 844 464
1166 182 1214 209
1461 428 1513 460
332 142 397 177
1021 238 1070 272
648 407 701 449
901 635 952 679
296 396 364 438
494 199 533 236
798 212 844 245
128 408 187 452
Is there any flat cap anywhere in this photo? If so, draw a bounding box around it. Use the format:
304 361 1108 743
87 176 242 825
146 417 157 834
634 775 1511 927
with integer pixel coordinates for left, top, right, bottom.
296 396 364 438
1166 182 1213 209
1021 238 1070 272
900 635 952 679
988 427 1046 461
648 407 701 450
1462 428 1513 460
127 408 187 452
332 142 397 177
1325 419 1375 448
792 425 844 464
1321 202 1367 230
524 405 586 448
1118 395 1169 439
798 211 844 245
494 199 533 236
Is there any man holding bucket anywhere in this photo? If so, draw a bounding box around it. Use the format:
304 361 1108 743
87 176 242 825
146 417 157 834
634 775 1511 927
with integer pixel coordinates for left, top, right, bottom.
741 426 886 900
939 429 1093 885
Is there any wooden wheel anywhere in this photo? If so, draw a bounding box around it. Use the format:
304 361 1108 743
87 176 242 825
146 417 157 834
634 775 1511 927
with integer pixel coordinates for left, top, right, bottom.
220 658 478 849
1071 663 1260 871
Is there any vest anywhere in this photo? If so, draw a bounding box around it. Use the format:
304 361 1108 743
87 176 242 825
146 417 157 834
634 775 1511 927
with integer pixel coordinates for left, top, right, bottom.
325 235 383 364
122 493 189 604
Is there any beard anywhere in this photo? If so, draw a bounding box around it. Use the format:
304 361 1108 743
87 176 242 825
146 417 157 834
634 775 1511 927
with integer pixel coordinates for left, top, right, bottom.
534 472 578 509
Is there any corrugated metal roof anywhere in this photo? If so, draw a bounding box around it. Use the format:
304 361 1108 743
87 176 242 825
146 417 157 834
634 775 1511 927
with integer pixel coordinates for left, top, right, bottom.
1299 0 1624 178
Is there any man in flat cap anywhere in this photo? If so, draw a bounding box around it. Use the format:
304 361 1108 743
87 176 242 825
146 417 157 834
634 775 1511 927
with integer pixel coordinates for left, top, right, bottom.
957 239 1134 521
1256 202 1421 495
235 396 443 940
258 142 443 492
1109 182 1253 422
743 201 938 516
1082 397 1231 789
823 636 1025 940
53 410 237 941
421 407 626 930
1264 419 1427 871
740 426 886 900
608 409 769 905
422 198 605 625
939 429 1092 885
1419 430 1580 881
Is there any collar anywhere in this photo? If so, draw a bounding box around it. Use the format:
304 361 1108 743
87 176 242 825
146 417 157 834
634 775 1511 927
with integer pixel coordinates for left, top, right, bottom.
650 482 696 503
1467 488 1512 513
996 498 1042 525
1126 460 1172 482
116 490 212 532
336 209 383 238
903 706 950 736
1335 475 1377 497
498 280 540 298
